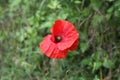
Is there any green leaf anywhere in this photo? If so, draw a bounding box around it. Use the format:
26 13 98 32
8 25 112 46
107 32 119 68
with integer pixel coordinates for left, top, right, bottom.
103 58 113 69
92 14 103 28
47 0 61 9
92 61 102 72
91 0 102 10
93 75 100 80
74 1 81 4
81 57 92 66
80 43 88 53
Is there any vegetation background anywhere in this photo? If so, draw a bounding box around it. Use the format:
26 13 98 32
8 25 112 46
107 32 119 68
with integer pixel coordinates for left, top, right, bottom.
0 0 120 80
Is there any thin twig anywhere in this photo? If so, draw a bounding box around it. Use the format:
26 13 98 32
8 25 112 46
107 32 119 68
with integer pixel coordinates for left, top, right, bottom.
100 69 103 80
79 14 93 29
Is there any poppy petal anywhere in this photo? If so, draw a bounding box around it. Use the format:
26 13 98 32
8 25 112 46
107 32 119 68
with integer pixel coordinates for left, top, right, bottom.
40 35 52 53
58 32 79 50
69 39 79 51
51 20 79 50
52 20 63 35
52 20 75 35
40 35 68 59
50 46 68 58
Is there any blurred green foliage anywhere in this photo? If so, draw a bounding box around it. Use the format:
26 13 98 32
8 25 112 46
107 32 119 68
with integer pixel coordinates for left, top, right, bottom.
0 0 120 80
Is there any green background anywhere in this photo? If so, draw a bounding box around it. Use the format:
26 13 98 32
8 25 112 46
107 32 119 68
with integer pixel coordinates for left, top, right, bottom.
0 0 120 80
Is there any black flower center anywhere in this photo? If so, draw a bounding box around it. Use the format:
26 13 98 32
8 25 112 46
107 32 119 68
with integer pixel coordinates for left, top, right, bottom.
54 36 62 43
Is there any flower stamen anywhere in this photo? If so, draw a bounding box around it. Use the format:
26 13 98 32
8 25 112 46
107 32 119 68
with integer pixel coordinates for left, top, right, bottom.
55 36 62 43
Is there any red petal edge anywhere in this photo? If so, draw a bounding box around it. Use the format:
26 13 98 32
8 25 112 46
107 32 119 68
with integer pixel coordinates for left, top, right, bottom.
40 35 68 59
51 20 79 50
58 32 79 50
69 39 79 51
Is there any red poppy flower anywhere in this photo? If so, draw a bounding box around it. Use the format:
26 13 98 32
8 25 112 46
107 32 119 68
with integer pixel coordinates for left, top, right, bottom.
40 20 79 59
